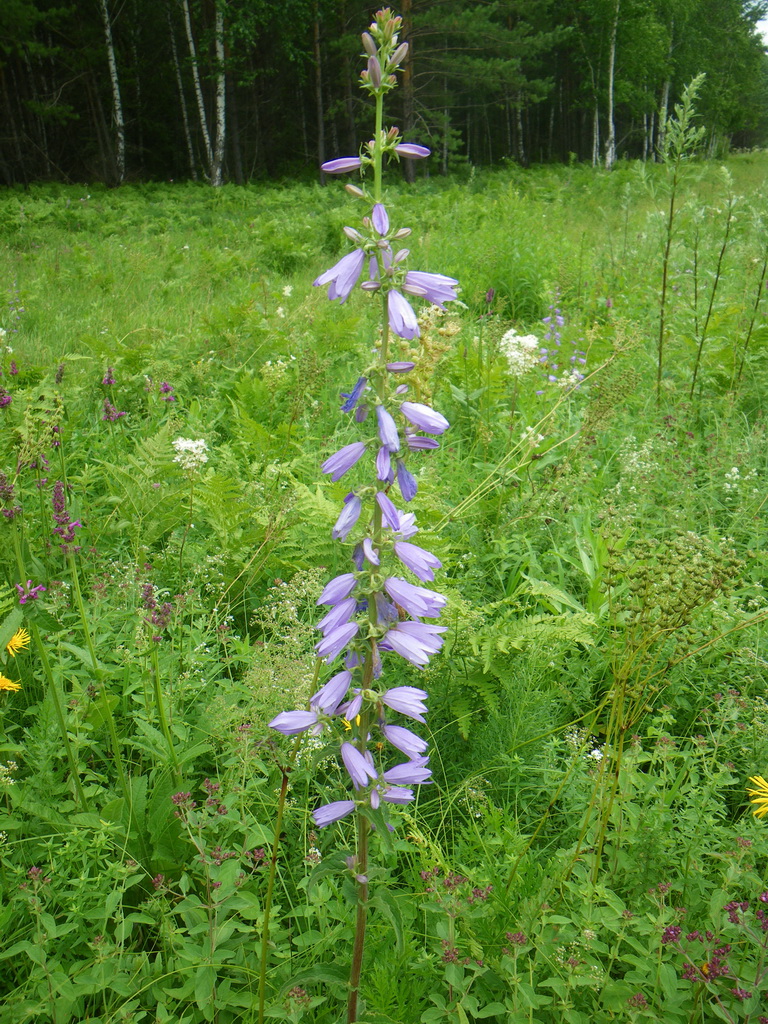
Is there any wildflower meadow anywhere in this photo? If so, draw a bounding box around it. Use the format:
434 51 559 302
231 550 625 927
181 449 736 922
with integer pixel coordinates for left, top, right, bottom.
1 11 767 1023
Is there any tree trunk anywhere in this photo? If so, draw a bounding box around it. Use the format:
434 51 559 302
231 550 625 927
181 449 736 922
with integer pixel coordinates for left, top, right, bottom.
211 2 226 186
166 0 197 179
592 103 600 166
98 0 125 182
604 0 620 170
181 0 213 177
313 8 325 182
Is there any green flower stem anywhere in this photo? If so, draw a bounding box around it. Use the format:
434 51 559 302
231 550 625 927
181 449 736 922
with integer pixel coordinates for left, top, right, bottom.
150 643 180 782
373 90 384 204
257 657 322 1024
10 524 89 811
66 550 129 803
347 810 370 1024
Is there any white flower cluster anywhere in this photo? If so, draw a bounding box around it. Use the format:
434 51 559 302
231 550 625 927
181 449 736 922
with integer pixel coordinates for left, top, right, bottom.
723 465 758 499
499 327 540 378
172 437 209 472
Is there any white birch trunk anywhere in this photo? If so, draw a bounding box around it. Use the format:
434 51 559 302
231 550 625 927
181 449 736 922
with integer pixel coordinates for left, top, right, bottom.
98 0 125 182
166 0 197 179
211 3 226 186
181 0 213 176
592 103 600 166
604 0 620 170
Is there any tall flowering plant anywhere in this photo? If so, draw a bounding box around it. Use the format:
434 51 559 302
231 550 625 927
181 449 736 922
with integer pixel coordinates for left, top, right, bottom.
266 10 458 1022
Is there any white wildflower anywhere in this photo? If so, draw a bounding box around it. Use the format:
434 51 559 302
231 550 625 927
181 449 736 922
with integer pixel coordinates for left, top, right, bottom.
499 328 540 378
172 437 209 472
282 285 293 297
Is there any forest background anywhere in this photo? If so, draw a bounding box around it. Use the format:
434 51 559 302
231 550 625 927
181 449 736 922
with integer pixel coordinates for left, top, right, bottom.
3 0 768 188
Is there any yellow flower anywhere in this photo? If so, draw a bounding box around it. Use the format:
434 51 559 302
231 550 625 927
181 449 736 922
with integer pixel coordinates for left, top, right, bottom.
747 775 768 818
6 628 30 657
0 675 21 692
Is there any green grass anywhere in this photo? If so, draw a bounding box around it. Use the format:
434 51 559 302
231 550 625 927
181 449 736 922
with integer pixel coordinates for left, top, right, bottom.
0 155 766 1024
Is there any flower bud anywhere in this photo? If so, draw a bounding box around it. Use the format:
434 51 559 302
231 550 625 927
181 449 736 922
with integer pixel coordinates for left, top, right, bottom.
393 248 410 264
390 42 409 67
387 126 400 141
345 184 365 198
393 227 412 239
361 32 377 57
387 75 396 85
367 56 382 88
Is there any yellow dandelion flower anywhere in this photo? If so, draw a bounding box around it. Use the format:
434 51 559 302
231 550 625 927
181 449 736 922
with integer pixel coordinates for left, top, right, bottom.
6 627 30 657
747 775 768 818
0 675 21 692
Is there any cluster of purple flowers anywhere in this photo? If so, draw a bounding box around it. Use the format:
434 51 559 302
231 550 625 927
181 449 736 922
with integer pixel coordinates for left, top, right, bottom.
51 480 82 551
16 580 46 604
271 31 458 827
102 398 126 422
313 202 457 342
537 297 587 391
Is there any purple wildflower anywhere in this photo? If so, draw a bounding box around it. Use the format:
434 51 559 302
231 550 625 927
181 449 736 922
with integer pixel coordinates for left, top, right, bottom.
102 399 126 421
400 401 450 435
341 376 368 412
314 249 365 303
384 577 446 618
313 800 356 827
376 490 401 530
321 157 363 174
317 573 358 606
159 382 176 401
376 446 392 481
393 540 441 582
381 620 447 668
332 494 362 540
380 685 429 723
395 144 430 160
341 742 378 787
380 723 428 758
387 290 420 340
383 756 432 785
0 389 11 408
387 361 415 373
372 203 389 235
402 271 458 309
269 710 320 736
317 597 356 636
322 441 367 482
396 459 418 501
102 368 116 386
376 406 400 452
16 581 46 605
316 621 359 662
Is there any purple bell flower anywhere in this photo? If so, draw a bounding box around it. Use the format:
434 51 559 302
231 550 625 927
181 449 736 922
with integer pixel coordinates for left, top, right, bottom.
313 799 356 827
376 405 400 452
376 491 401 530
372 203 389 235
387 289 420 340
383 756 432 785
341 742 378 787
382 787 415 804
395 144 430 160
316 621 359 662
314 248 365 303
317 597 356 636
376 446 392 481
341 376 368 413
322 441 366 481
381 723 428 758
268 710 320 735
393 540 441 582
382 620 447 668
332 493 362 540
317 573 358 606
400 401 450 435
384 576 446 618
321 157 363 174
402 271 458 309
311 670 352 713
396 459 418 502
380 685 429 723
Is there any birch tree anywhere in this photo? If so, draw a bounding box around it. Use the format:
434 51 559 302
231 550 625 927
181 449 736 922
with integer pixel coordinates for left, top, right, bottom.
98 0 125 182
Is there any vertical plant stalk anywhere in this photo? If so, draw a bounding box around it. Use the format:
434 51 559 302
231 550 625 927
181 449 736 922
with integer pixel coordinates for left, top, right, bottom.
67 551 130 801
10 524 89 811
689 188 735 399
734 246 768 387
347 812 370 1023
257 658 321 1024
150 644 180 781
657 177 677 405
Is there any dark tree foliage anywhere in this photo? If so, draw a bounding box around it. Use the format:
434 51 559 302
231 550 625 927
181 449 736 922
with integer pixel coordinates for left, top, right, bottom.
1 0 767 185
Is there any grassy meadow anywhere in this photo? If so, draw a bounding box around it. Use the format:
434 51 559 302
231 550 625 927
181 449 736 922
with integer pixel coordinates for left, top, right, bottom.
0 152 767 1023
